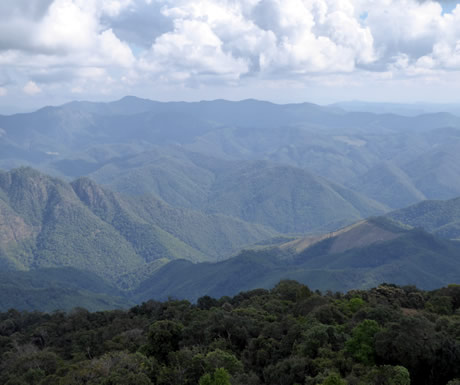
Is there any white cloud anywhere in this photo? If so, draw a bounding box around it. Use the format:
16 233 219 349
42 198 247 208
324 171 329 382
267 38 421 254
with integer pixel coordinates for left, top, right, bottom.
149 19 249 81
100 0 134 17
23 81 42 95
0 0 136 91
0 87 7 96
137 0 377 84
1 0 460 102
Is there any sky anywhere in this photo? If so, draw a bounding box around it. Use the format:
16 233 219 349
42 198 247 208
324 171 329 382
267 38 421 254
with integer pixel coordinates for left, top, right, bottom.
1 0 460 112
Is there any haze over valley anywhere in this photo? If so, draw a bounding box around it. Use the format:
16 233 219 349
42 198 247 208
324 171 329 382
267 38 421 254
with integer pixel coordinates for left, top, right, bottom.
0 97 460 312
3 1 460 384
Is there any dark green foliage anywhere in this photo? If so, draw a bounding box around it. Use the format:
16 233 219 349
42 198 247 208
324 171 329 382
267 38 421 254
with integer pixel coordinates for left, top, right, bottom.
374 315 460 385
204 349 243 375
59 351 153 385
321 373 347 385
364 365 410 385
0 282 459 385
345 319 380 365
143 320 184 362
199 368 231 385
271 280 313 302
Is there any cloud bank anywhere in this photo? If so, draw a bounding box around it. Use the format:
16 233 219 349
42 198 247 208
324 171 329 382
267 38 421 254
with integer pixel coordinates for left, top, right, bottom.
1 0 460 103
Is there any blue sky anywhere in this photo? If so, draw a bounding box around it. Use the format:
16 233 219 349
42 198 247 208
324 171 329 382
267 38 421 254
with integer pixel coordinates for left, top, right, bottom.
1 0 460 112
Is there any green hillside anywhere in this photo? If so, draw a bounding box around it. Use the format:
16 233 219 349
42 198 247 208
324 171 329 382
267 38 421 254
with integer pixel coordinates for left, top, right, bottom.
0 167 145 278
89 151 388 234
202 161 387 233
387 196 460 239
349 161 426 209
1 196 459 311
0 167 277 284
0 267 133 312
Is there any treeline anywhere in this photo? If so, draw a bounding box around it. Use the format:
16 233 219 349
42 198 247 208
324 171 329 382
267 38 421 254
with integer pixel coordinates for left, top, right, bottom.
0 281 459 385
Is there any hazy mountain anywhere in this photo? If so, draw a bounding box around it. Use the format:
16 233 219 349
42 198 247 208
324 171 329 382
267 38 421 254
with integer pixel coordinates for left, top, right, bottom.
201 160 387 233
2 97 460 310
134 217 460 301
333 101 460 117
88 150 387 233
0 167 277 283
3 97 460 209
387 196 460 240
348 161 426 209
400 143 460 200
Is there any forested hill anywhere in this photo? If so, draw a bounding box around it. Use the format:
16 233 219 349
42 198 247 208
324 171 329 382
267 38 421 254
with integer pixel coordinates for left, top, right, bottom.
0 166 276 280
387 196 460 239
134 217 460 302
0 281 459 385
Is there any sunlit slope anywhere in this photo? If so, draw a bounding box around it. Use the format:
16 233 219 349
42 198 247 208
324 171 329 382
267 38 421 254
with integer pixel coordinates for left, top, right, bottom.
134 217 460 301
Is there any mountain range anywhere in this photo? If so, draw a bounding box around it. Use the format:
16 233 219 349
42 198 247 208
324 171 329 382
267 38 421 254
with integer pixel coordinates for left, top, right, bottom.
1 97 460 311
88 150 386 233
3 97 460 211
0 166 459 310
134 217 460 301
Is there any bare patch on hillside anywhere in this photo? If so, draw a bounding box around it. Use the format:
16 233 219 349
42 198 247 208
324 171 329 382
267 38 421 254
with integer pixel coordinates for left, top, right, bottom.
0 210 36 244
280 221 366 253
328 221 402 254
281 220 403 254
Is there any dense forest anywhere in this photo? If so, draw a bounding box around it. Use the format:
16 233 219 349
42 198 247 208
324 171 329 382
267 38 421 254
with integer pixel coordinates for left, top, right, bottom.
1 281 459 385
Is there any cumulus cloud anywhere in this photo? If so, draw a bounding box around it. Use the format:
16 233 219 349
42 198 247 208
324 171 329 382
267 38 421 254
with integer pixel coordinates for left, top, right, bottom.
23 81 42 95
1 0 460 100
137 0 460 85
142 0 376 81
0 0 135 91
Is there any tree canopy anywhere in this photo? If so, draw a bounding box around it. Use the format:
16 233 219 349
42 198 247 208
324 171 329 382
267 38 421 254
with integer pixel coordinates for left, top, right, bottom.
0 280 459 385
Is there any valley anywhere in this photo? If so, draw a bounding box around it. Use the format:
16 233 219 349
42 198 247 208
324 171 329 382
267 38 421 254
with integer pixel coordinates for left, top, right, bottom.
0 98 460 312
3 3 460 384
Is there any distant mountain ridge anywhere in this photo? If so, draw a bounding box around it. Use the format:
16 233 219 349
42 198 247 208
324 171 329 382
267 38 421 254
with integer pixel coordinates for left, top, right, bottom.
387 196 460 240
332 101 460 117
89 150 387 233
3 96 460 210
2 97 460 311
